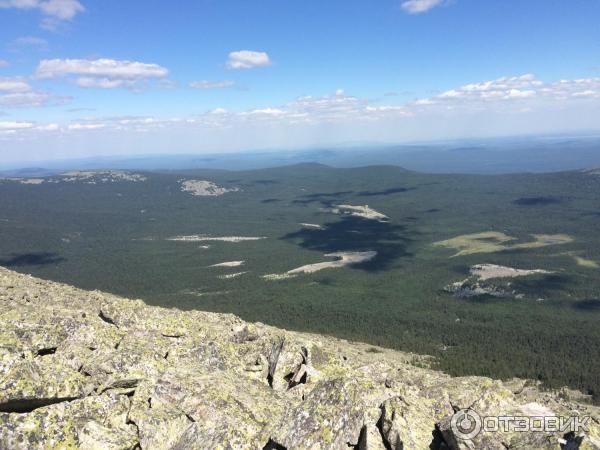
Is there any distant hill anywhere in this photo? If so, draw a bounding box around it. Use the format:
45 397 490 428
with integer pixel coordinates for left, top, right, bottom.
3 134 600 175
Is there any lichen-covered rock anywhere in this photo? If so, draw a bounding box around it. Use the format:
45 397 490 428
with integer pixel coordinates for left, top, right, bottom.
0 392 137 449
131 365 288 449
0 267 599 449
379 395 446 449
272 377 367 449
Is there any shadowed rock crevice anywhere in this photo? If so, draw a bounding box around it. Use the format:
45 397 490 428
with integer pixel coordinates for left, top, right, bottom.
267 336 285 388
0 396 80 414
262 439 287 450
350 425 368 449
36 347 57 357
286 346 309 390
429 425 450 450
98 309 117 326
376 405 396 450
561 431 584 449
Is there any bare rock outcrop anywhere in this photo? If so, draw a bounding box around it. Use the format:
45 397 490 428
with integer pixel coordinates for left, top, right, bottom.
0 267 599 449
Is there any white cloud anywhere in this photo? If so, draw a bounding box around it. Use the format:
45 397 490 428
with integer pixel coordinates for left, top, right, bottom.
0 0 83 29
226 51 271 70
75 77 129 89
409 74 600 109
0 91 66 107
36 58 169 90
507 89 536 99
4 74 600 144
241 108 286 117
0 120 34 130
0 76 67 107
39 0 83 20
37 58 168 79
365 105 409 113
0 0 83 19
36 122 59 131
210 108 228 114
190 80 235 89
572 90 600 98
68 123 105 130
0 78 31 93
0 59 8 68
401 0 445 14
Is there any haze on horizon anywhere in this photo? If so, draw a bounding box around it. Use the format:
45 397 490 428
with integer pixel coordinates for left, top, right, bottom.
1 0 600 164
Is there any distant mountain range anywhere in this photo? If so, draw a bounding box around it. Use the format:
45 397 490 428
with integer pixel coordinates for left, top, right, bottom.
2 134 600 176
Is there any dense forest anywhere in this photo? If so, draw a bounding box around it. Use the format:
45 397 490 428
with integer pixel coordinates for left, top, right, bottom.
1 164 599 402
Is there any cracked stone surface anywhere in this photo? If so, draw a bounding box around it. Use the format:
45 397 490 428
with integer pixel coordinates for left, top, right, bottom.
0 267 599 449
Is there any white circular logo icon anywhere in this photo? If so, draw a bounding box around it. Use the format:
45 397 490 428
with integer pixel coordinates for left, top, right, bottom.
451 409 483 440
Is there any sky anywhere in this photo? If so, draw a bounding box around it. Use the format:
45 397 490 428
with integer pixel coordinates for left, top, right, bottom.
1 0 600 164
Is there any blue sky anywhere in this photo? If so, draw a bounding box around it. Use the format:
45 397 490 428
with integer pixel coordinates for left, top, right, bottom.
1 0 600 163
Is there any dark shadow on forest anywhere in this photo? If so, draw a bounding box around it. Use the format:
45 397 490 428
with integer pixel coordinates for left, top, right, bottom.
282 216 413 272
448 264 471 276
573 299 600 311
312 277 336 286
251 179 280 185
581 211 600 218
511 273 573 292
357 186 416 197
513 196 561 206
292 191 354 205
460 293 515 305
293 186 416 205
0 252 65 267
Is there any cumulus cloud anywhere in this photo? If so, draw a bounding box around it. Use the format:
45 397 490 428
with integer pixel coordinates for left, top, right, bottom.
5 74 600 142
36 58 168 79
401 0 445 14
226 51 271 70
0 78 31 93
0 78 44 108
411 74 600 109
75 77 129 89
36 58 169 90
0 76 67 107
0 90 38 107
189 80 235 89
0 91 67 107
0 0 84 29
39 0 83 20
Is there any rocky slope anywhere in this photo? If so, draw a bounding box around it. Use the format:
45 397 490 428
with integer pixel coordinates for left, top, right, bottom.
0 267 598 450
